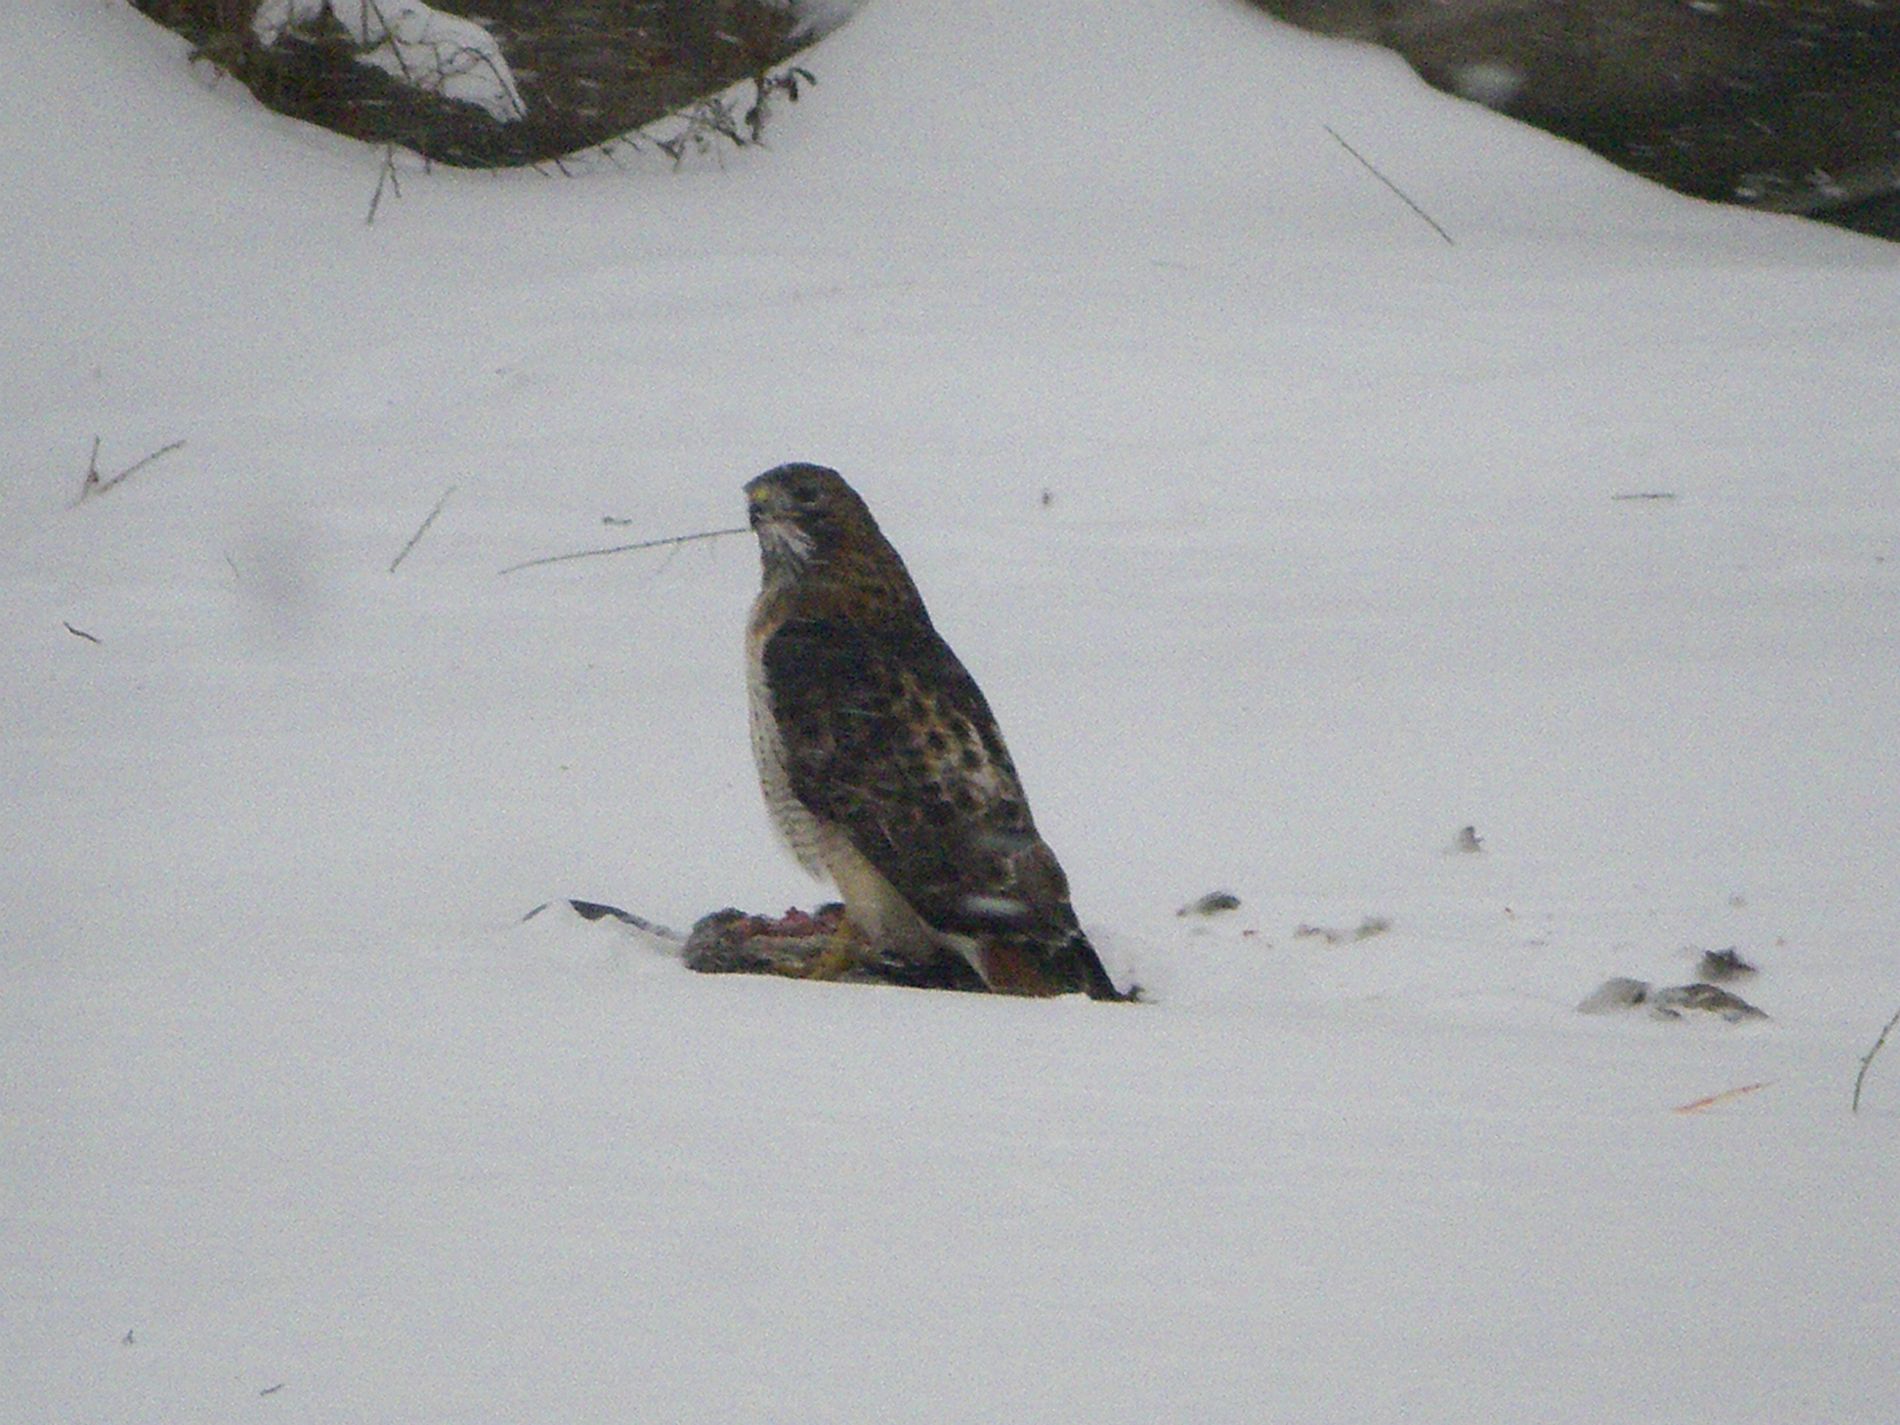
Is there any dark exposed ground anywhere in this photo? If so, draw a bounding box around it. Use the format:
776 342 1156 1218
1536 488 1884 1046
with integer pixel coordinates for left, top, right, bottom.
135 0 807 166
1256 0 1900 238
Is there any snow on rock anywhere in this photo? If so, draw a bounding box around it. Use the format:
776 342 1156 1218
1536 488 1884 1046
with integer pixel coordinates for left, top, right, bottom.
252 0 526 121
779 0 871 40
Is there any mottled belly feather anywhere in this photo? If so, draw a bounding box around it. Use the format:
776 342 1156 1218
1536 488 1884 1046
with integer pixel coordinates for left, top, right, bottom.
746 610 825 877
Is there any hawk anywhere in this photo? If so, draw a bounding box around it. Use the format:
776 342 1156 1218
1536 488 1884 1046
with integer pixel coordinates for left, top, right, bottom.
744 462 1129 1000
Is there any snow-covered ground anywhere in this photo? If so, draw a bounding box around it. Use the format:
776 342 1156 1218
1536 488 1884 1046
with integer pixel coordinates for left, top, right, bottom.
6 2 1898 1420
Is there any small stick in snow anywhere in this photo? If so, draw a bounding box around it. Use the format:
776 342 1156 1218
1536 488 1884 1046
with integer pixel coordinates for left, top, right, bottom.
63 621 103 644
1672 1081 1770 1114
77 436 186 504
388 484 457 573
1323 125 1455 246
1852 1005 1900 1113
367 145 402 226
498 525 748 576
1612 492 1678 502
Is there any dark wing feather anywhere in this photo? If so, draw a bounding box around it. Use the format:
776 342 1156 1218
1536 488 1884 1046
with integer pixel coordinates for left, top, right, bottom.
763 614 1129 1001
760 615 1060 931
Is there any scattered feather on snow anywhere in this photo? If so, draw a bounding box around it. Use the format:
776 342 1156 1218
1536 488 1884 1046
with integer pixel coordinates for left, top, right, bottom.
1177 890 1242 916
1578 977 1768 1022
1292 915 1393 945
1695 946 1758 981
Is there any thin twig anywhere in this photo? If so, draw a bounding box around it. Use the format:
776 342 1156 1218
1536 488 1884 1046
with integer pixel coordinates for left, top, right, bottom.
367 145 402 226
63 621 103 645
362 0 412 83
1852 1005 1900 1113
460 35 526 120
1324 125 1455 246
388 484 457 573
498 526 747 577
110 440 185 490
78 437 186 503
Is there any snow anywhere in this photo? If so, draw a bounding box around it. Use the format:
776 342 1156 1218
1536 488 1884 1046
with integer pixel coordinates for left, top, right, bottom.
5 1 1898 1421
781 0 871 41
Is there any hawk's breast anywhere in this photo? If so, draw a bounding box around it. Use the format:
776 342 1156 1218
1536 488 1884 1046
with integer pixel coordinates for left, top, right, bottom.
747 602 825 876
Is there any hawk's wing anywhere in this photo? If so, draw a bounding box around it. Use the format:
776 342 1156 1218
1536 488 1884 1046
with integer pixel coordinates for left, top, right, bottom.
759 614 1076 939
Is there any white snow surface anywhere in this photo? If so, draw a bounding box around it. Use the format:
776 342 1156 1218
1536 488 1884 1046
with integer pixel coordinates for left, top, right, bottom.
779 0 871 41
6 2 1899 1421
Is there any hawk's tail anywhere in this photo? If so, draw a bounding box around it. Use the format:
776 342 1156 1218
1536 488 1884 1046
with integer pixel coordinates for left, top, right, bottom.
1067 927 1138 1002
976 924 1137 1002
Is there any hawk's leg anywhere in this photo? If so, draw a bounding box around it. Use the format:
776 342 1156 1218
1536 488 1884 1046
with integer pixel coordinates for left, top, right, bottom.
781 917 869 982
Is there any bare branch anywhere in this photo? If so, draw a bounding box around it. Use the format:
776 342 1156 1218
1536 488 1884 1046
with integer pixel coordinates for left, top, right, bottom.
498 526 747 577
77 437 186 504
63 621 103 645
1852 1005 1900 1113
367 145 402 226
388 484 457 573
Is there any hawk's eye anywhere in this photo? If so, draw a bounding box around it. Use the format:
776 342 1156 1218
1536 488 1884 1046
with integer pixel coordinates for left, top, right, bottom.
789 479 819 505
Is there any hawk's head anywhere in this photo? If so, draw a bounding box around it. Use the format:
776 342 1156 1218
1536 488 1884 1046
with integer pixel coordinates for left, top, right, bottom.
745 463 929 618
746 463 876 577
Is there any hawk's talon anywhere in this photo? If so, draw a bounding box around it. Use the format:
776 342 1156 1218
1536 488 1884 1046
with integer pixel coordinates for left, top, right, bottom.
784 932 861 981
